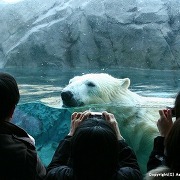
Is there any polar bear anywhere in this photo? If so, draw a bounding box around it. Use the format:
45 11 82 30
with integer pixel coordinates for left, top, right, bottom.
61 73 174 173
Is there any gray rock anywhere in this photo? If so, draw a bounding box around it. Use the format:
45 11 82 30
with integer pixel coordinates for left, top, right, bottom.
1 0 180 69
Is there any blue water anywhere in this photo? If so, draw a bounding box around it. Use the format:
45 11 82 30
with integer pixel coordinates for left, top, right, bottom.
2 67 180 172
2 67 179 105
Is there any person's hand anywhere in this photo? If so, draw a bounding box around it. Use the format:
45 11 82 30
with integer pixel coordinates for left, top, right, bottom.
102 111 123 140
68 111 91 136
157 109 173 137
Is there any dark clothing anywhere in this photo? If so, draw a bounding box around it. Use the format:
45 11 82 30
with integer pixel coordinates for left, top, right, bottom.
147 136 165 172
45 136 142 180
0 121 46 180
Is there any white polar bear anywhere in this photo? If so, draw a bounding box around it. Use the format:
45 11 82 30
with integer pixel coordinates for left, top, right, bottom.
61 73 174 174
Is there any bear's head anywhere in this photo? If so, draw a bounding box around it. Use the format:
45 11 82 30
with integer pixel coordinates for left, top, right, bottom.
61 73 130 107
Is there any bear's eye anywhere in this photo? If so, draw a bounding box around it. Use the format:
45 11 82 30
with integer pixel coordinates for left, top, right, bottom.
86 81 95 87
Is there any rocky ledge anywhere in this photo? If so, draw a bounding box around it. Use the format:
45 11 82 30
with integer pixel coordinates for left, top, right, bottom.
1 0 180 70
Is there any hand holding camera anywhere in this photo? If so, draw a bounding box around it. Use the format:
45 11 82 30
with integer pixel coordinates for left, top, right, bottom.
68 111 124 140
157 109 173 137
89 112 103 119
68 111 91 136
101 111 123 140
163 107 176 118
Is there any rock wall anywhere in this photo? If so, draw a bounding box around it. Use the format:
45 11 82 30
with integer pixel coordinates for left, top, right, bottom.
1 0 180 69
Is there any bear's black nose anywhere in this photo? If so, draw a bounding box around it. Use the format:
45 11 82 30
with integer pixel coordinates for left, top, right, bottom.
61 91 73 101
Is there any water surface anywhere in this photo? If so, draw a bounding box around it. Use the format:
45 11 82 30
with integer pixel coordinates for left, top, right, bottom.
2 67 179 107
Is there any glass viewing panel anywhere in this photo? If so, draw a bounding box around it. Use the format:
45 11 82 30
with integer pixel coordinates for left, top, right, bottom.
0 0 180 174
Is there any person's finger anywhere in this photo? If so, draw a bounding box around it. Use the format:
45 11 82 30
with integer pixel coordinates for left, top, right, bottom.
109 113 115 119
81 111 91 121
102 111 108 120
78 111 86 120
159 110 166 118
104 113 110 121
102 111 108 115
71 112 78 120
76 112 82 119
167 109 173 121
103 112 116 125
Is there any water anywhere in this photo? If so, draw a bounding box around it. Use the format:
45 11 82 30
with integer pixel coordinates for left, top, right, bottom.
2 67 180 172
2 67 179 107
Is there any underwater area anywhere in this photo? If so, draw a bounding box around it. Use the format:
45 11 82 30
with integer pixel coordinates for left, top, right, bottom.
1 67 179 169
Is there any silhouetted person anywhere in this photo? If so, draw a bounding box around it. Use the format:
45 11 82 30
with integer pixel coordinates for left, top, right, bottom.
0 72 46 180
145 91 180 179
45 111 142 180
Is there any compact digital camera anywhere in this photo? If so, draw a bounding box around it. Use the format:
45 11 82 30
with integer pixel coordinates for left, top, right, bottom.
89 112 103 119
165 107 176 117
169 107 176 117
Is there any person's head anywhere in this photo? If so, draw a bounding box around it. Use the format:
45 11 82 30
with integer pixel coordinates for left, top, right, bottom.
175 91 180 119
71 118 119 180
165 118 180 172
0 72 20 121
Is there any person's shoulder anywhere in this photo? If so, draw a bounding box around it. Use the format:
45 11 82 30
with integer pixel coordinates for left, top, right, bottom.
0 120 29 136
118 139 128 147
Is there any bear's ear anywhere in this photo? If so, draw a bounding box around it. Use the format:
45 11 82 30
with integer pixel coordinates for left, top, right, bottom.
120 78 130 89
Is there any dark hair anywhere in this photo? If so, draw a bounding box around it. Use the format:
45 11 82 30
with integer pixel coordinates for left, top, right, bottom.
0 72 20 121
165 118 180 172
175 91 180 119
71 118 119 180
